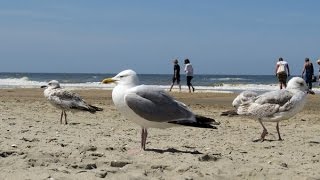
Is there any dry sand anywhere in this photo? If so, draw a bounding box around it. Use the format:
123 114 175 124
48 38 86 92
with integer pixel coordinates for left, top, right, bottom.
0 88 320 179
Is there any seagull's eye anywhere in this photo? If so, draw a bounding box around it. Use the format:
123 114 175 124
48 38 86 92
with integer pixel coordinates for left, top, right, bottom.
48 83 52 85
119 75 126 78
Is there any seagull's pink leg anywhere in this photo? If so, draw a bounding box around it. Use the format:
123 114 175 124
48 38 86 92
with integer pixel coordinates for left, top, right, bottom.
259 119 268 141
64 111 67 124
276 122 283 140
141 128 148 150
60 111 64 124
253 119 268 142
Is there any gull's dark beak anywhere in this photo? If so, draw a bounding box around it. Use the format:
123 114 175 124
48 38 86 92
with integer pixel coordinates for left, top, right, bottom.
41 85 48 89
307 89 315 95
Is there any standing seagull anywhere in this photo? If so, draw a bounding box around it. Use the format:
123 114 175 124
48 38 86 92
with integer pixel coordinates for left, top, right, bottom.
41 80 103 124
102 69 219 150
234 77 314 142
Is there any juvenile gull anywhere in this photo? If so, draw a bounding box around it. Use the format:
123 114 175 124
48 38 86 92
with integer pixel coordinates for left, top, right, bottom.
41 80 103 124
102 69 219 150
234 77 314 141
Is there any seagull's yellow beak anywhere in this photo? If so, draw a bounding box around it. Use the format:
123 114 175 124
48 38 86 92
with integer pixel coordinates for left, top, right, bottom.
102 78 116 84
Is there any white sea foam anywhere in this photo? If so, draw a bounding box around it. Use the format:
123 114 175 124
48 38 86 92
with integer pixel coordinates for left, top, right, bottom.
165 83 320 94
0 77 42 88
209 77 249 81
211 83 278 92
0 77 115 89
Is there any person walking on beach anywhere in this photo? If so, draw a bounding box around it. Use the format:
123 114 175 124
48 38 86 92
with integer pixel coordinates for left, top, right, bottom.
275 57 290 89
184 59 195 93
302 58 314 89
169 59 181 91
317 59 320 85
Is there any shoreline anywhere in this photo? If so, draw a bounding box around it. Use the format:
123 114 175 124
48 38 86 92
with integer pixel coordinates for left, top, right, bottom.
1 82 320 94
1 88 320 179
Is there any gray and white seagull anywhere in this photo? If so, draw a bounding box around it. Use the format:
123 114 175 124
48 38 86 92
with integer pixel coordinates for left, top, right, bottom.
234 77 314 142
41 80 103 124
102 69 219 150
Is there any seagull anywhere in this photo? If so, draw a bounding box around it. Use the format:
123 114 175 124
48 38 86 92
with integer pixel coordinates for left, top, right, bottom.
102 69 219 150
41 80 103 124
234 77 314 142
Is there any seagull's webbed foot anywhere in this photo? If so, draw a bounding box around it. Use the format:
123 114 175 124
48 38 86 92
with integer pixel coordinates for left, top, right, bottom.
260 129 268 142
253 119 268 142
253 129 268 142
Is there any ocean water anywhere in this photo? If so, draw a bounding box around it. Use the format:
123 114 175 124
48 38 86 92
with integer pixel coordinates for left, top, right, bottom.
0 72 319 93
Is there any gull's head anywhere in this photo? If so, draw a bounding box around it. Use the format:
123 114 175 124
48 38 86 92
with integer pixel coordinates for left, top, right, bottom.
102 69 140 86
287 77 314 94
232 91 258 108
41 80 61 89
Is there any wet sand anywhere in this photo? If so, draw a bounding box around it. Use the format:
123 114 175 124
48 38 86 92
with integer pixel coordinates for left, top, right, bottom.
0 88 320 179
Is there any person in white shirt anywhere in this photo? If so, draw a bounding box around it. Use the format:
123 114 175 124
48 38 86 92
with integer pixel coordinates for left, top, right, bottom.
184 59 195 93
275 57 290 89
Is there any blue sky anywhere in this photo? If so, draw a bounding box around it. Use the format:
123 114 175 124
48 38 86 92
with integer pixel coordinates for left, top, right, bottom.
0 1 320 75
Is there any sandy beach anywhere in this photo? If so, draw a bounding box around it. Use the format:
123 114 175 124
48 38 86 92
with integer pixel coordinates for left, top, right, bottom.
1 88 320 179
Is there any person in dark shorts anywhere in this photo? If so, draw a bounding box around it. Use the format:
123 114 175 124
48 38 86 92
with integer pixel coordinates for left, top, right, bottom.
302 58 314 89
169 59 181 91
275 57 290 89
317 59 320 85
